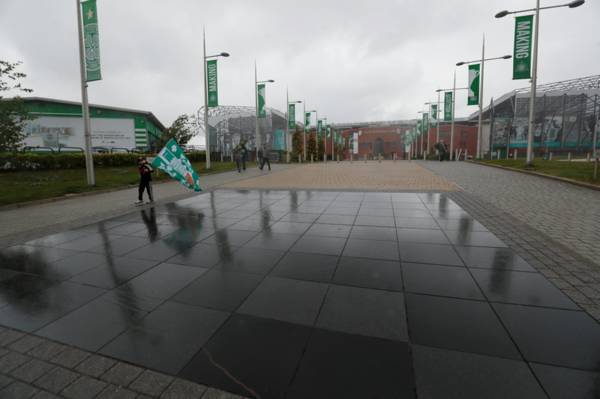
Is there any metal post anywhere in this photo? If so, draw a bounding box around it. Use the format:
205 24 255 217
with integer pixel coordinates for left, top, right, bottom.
526 0 540 166
203 27 211 169
436 91 441 144
592 94 598 158
303 101 306 162
450 70 456 161
76 0 95 186
254 61 259 160
477 35 485 159
285 88 289 160
315 110 318 161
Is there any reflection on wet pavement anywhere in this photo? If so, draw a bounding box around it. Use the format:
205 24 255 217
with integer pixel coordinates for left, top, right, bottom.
0 189 599 398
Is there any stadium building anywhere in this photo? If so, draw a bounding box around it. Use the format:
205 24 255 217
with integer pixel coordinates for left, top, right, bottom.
21 97 167 152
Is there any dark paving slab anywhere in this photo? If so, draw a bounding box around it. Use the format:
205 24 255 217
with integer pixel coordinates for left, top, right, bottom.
0 189 597 398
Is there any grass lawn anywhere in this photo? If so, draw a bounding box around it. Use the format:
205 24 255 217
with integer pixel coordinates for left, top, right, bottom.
0 161 237 206
479 159 600 186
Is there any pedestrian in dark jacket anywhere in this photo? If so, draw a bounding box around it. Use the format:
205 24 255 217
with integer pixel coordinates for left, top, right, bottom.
233 140 247 173
259 145 271 171
136 157 154 204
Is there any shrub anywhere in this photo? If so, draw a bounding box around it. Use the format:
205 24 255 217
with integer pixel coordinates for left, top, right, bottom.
0 152 146 171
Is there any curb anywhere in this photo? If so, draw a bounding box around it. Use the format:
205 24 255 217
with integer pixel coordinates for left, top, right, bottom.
469 160 600 192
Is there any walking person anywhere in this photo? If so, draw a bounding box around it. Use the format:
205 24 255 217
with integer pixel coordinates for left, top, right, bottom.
435 140 448 162
136 157 154 205
233 139 247 173
259 145 271 171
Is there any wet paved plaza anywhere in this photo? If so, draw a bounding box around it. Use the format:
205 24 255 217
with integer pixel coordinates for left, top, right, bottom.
0 189 599 398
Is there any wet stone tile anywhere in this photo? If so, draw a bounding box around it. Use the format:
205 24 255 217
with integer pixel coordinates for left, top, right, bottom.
33 366 78 394
69 257 159 290
402 263 485 300
290 236 347 257
531 363 600 399
10 358 55 383
399 243 464 266
160 378 207 399
271 252 339 283
129 370 173 397
180 314 311 399
412 345 547 399
406 294 521 360
316 285 408 341
455 246 535 272
287 329 415 399
75 355 116 378
342 239 399 261
238 277 328 326
120 263 206 300
0 381 39 399
62 376 107 399
333 257 403 291
100 362 144 388
173 269 262 312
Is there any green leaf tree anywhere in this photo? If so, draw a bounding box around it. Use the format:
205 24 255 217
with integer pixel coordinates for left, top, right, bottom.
291 127 303 162
0 61 33 152
157 114 196 149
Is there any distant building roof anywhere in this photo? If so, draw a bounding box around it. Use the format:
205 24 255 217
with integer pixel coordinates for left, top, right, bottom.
20 96 167 131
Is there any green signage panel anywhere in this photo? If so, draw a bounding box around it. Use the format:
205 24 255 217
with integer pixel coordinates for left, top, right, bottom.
288 103 295 129
513 14 533 80
257 84 266 118
207 60 218 107
468 64 480 106
444 91 453 121
81 0 101 82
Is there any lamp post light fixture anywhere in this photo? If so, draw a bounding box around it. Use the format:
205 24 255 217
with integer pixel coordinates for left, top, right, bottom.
436 84 469 160
254 62 275 159
203 27 229 170
495 0 585 165
456 49 511 159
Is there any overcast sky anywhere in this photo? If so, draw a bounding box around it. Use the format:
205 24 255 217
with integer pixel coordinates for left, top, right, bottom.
2 0 599 144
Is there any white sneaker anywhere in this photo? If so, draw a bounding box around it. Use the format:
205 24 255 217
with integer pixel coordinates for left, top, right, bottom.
134 200 144 205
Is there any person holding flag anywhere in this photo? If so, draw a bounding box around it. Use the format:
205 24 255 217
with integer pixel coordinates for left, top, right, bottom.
136 157 154 205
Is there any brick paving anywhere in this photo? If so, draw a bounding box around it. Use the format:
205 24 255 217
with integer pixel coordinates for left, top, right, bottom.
0 326 248 399
421 161 600 321
221 161 458 192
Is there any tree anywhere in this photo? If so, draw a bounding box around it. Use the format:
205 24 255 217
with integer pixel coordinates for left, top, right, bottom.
291 127 303 162
307 131 317 161
157 114 196 149
0 60 33 152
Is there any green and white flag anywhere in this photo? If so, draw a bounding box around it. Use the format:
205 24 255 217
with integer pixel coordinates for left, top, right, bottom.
444 92 453 121
207 60 218 107
513 15 533 80
81 0 101 82
326 125 331 138
317 120 323 138
468 64 480 106
304 112 311 132
431 104 438 127
257 84 266 118
152 139 201 192
288 104 295 129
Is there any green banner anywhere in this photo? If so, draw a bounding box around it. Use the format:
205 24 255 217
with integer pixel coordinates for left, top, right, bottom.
317 119 323 137
81 0 101 82
326 125 331 138
207 60 218 107
431 104 438 127
152 139 201 192
257 84 266 118
422 113 429 135
304 112 311 132
444 92 453 121
468 64 480 106
288 103 295 129
513 15 533 80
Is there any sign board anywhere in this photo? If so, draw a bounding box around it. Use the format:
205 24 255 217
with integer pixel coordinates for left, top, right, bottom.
24 116 136 150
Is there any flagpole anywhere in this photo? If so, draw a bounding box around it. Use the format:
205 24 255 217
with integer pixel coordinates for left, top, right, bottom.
526 0 540 166
303 101 306 162
477 34 485 159
203 27 211 169
450 69 456 160
285 87 289 162
76 0 95 186
254 61 259 160
436 91 441 145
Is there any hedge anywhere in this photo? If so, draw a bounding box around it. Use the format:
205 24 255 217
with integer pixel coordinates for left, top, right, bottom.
0 151 208 171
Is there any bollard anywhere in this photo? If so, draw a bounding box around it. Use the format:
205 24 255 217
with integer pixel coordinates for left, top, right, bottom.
465 149 468 160
568 152 572 161
587 153 591 162
594 158 599 180
497 151 501 160
514 150 517 160
549 152 553 161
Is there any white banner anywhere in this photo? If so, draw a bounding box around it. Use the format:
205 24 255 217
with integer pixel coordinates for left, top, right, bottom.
24 116 136 150
353 132 359 154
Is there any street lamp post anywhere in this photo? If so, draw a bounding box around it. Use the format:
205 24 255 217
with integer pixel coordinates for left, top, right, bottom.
495 0 585 165
417 110 427 158
203 27 229 170
457 51 511 159
321 117 328 162
425 101 440 152
285 90 302 163
308 110 317 161
254 62 274 159
436 84 469 160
